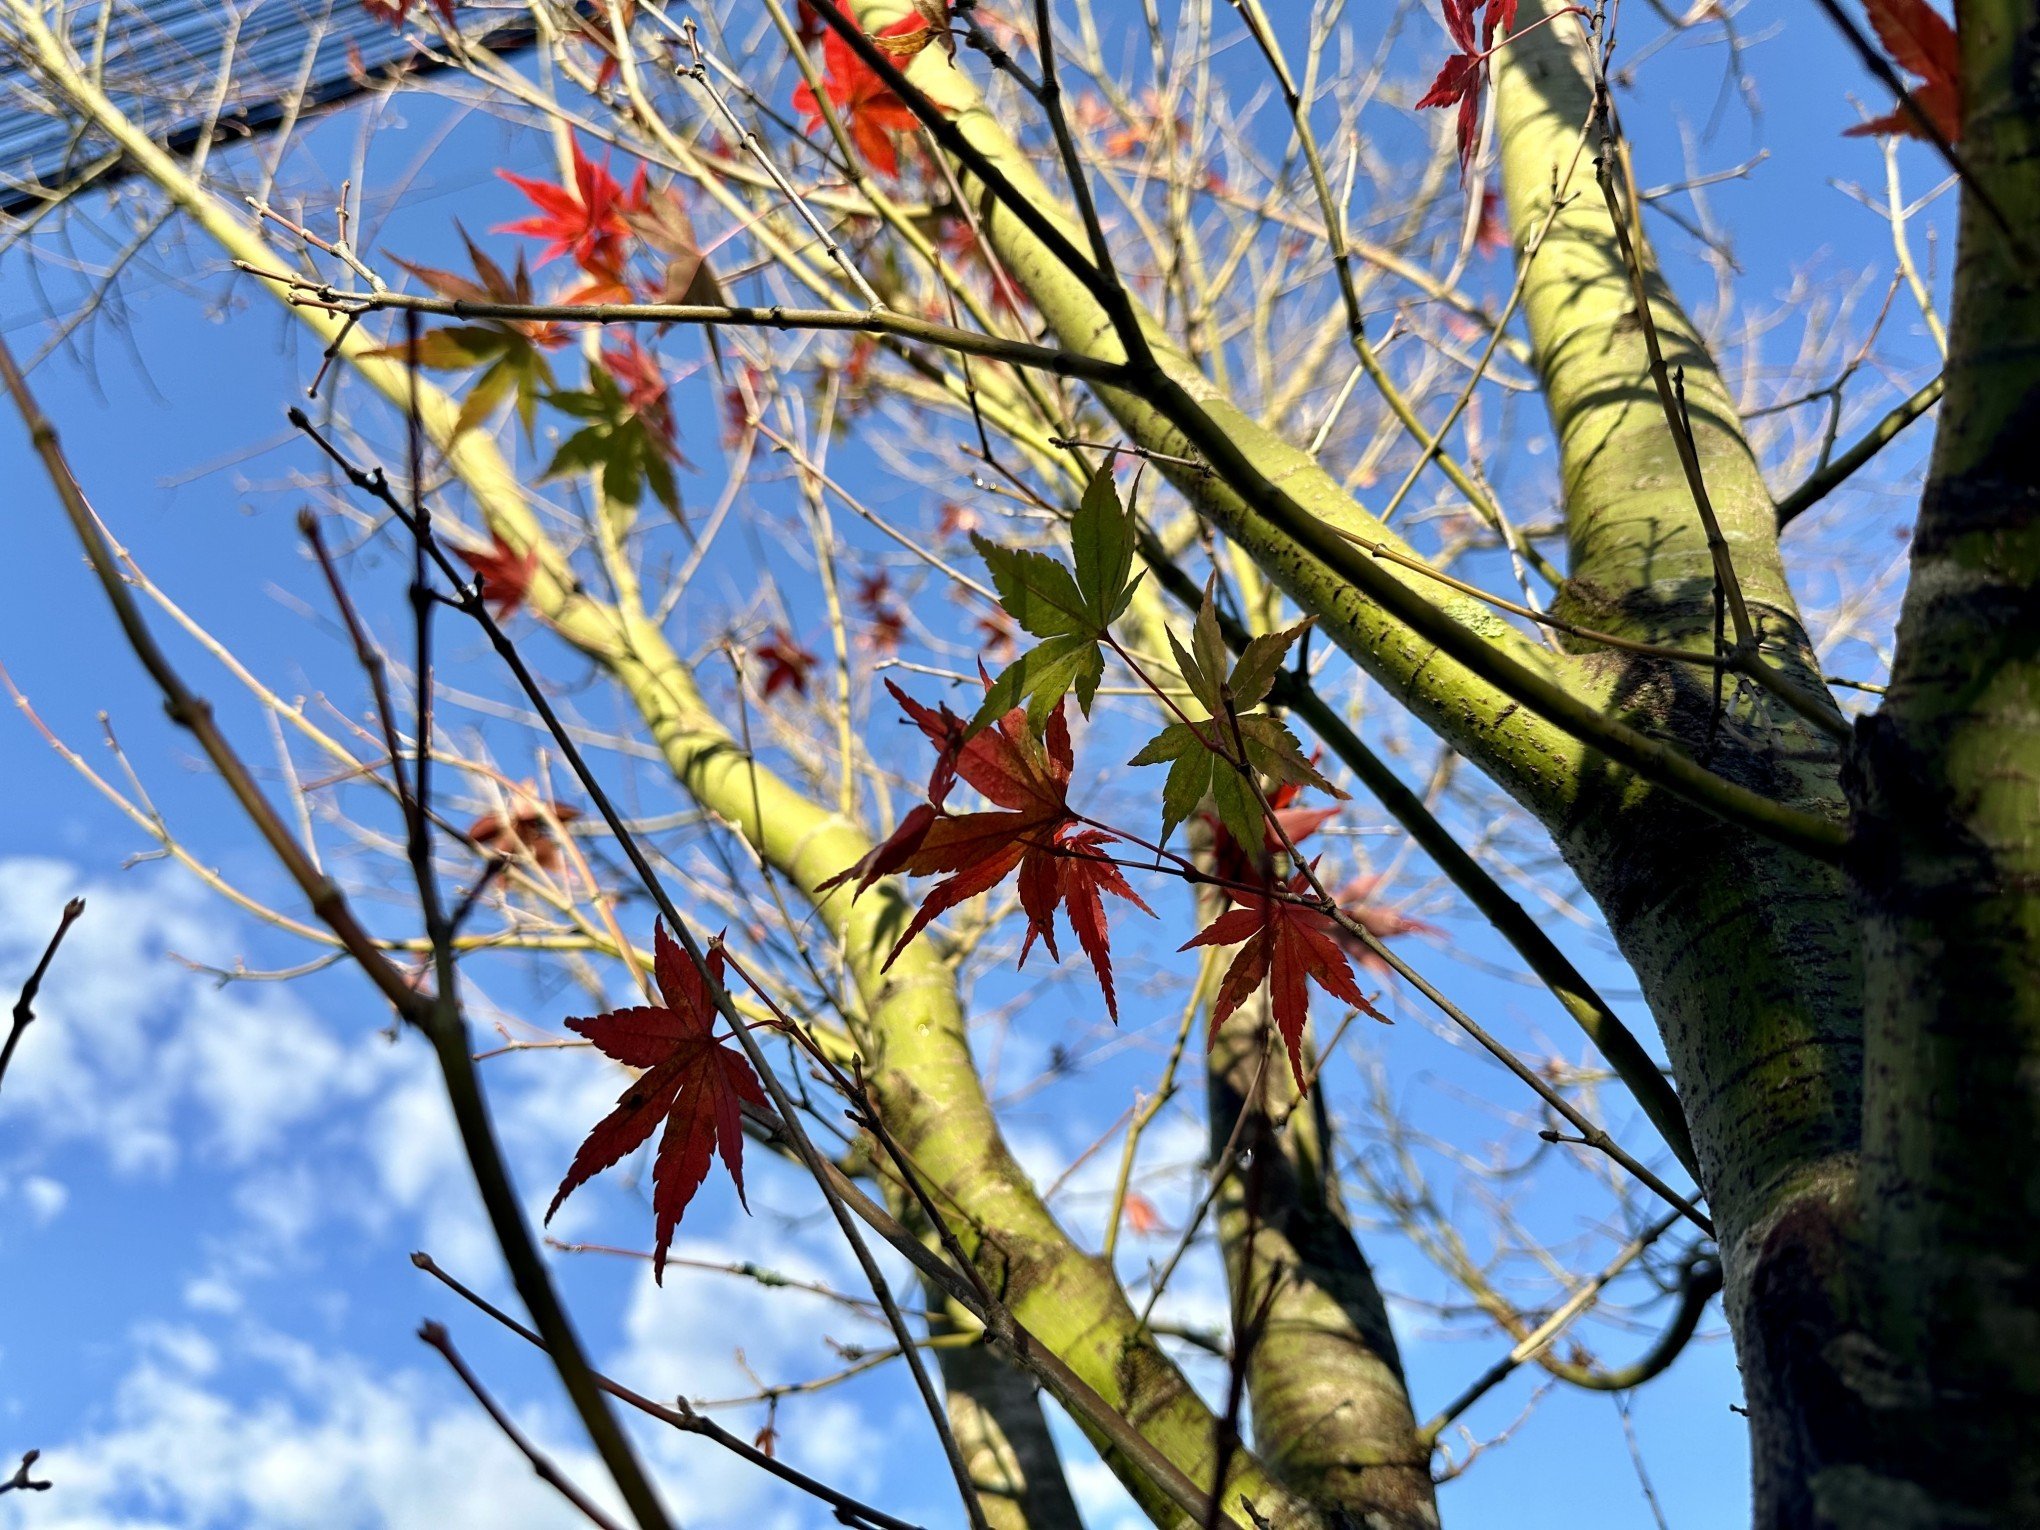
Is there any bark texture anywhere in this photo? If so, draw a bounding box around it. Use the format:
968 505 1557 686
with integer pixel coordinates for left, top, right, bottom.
1841 0 2040 1521
1489 12 1867 1521
1207 1015 1436 1529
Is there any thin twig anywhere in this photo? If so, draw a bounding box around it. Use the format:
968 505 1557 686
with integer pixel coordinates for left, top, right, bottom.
418 1321 629 1530
412 1256 924 1530
1775 374 1944 530
0 1451 50 1495
237 277 1126 385
1 897 84 1098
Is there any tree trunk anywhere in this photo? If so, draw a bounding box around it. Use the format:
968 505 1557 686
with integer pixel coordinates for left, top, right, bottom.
1840 0 2040 1521
1486 12 1874 1520
1207 1011 1437 1528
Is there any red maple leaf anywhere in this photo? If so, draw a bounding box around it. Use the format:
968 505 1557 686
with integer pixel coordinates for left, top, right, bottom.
756 628 819 698
791 20 927 178
455 531 540 619
867 607 907 654
877 693 1151 1018
854 570 893 613
852 571 907 653
391 229 569 351
1324 873 1442 976
1203 777 1339 891
1844 0 1962 142
936 501 979 540
601 336 681 455
820 678 967 897
546 926 765 1280
1182 868 1384 1093
497 140 644 273
975 608 1017 661
1416 0 1520 178
469 799 583 871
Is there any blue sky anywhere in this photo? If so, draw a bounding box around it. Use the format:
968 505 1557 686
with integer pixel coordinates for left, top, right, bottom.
0 1 1952 1526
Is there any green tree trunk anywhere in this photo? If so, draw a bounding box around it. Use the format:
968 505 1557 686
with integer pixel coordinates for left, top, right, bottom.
1207 1011 1436 1528
1840 0 2040 1521
1488 14 1864 1520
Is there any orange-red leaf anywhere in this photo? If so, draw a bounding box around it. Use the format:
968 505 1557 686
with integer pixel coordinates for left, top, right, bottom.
600 336 681 456
546 926 765 1281
469 801 582 870
1843 0 1961 141
456 531 539 619
1182 869 1381 1093
837 686 1150 1018
791 19 930 178
497 139 645 272
1416 0 1519 177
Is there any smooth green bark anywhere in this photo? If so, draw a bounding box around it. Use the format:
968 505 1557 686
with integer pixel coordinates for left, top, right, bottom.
1490 12 1865 1518
1842 0 2040 1520
1206 1013 1437 1528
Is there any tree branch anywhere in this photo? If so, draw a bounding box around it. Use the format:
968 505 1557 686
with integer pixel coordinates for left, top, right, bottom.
1 896 83 1099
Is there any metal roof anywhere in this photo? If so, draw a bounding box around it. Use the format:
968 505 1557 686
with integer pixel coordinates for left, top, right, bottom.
2 2 534 221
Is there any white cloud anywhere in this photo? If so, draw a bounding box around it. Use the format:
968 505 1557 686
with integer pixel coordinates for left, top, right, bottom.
1064 1452 1148 1530
35 1306 907 1530
20 1174 68 1223
180 1277 241 1316
0 857 401 1178
32 1329 604 1530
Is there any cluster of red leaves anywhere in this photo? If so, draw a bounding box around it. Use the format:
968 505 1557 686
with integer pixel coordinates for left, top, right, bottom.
756 629 819 698
855 571 907 654
546 926 766 1281
497 139 646 282
1846 0 1962 142
1416 0 1520 177
468 798 582 871
363 0 453 26
455 531 540 620
826 682 1152 1019
791 17 933 178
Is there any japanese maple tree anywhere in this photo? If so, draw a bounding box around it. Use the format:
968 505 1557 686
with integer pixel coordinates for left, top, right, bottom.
14 0 2037 1525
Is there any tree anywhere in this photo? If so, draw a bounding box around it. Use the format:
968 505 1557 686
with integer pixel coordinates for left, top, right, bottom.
2 0 2031 1526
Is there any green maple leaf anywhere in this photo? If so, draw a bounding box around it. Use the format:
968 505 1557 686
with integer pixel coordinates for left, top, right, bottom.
1130 586 1330 843
970 465 1144 732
